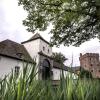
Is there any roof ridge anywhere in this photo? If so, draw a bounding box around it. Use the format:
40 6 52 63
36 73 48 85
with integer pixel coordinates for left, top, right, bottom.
30 33 43 39
0 39 21 45
21 33 50 44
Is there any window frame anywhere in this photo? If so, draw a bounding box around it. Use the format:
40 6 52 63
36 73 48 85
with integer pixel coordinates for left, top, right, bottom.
15 66 20 75
43 46 45 51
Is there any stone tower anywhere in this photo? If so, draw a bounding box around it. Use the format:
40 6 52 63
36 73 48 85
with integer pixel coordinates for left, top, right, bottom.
79 53 100 78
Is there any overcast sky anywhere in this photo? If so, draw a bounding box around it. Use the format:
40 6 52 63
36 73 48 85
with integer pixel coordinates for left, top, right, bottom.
0 0 100 66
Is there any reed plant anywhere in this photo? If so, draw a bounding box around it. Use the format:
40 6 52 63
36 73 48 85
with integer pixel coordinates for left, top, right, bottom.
0 63 100 100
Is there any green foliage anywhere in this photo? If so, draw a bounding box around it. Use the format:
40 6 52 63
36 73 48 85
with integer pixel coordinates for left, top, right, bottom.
0 63 100 100
52 52 67 64
18 0 100 46
79 68 93 78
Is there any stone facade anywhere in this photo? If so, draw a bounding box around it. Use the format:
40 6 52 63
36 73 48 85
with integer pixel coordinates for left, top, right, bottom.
79 53 100 78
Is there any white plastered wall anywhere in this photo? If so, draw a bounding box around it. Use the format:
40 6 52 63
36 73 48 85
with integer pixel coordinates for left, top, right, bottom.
52 68 68 80
22 39 41 80
23 39 52 75
39 39 52 56
0 56 23 78
22 39 40 64
0 56 38 79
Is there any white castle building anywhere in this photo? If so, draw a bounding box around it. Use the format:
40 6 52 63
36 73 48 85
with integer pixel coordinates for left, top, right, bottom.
0 33 76 81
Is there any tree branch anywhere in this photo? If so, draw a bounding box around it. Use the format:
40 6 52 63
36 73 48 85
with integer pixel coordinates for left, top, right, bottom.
39 2 62 7
64 9 94 17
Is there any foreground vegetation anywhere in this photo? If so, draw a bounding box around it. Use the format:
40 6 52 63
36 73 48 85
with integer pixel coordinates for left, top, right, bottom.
0 63 100 100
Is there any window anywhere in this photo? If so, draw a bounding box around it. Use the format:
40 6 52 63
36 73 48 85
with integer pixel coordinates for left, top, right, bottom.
90 64 93 66
16 53 23 58
48 49 49 53
0 56 1 60
50 71 53 76
91 70 93 72
15 66 20 75
43 46 45 51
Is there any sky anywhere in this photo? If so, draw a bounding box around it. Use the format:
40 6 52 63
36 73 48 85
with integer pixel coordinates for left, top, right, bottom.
0 0 100 66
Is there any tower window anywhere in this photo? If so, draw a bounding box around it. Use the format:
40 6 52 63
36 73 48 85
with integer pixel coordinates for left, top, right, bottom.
43 46 45 51
91 70 93 72
48 49 49 53
15 66 20 75
91 64 93 66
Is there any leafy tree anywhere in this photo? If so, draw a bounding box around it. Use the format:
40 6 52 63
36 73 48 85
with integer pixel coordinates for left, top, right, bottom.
18 0 100 46
52 52 67 64
79 67 93 79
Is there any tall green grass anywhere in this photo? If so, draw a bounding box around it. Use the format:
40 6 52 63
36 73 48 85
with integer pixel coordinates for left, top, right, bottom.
0 63 100 100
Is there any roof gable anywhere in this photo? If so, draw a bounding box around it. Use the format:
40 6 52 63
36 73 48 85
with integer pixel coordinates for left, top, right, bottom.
30 33 43 40
21 33 50 45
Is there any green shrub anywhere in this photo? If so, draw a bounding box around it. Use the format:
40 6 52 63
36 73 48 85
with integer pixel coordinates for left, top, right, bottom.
79 67 93 79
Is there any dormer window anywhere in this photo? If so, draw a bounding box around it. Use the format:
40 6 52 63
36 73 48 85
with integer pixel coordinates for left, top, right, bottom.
16 52 23 59
43 46 45 51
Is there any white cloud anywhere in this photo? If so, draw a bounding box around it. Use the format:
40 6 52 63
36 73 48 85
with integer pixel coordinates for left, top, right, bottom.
0 0 32 42
0 0 100 66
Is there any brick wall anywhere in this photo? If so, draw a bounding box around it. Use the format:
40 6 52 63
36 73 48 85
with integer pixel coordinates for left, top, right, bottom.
79 53 100 78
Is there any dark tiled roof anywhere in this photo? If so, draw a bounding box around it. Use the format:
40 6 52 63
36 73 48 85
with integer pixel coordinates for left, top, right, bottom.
21 33 50 45
53 61 80 73
0 39 33 62
53 61 69 71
